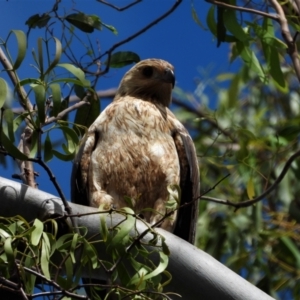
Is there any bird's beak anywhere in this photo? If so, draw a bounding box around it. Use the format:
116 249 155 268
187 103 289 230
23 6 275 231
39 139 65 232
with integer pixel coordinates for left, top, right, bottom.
162 68 175 88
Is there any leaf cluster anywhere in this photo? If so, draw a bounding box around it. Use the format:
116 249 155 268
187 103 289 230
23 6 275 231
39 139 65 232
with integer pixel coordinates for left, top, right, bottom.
181 2 300 297
0 211 174 300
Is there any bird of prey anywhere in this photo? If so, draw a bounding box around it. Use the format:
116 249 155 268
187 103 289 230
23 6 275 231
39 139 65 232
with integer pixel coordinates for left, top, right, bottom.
71 58 200 244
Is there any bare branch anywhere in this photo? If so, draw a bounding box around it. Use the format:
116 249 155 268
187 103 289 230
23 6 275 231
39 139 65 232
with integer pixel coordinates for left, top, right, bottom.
268 0 300 83
45 100 90 125
0 48 33 111
97 0 142 11
16 127 37 188
205 0 279 20
93 0 183 75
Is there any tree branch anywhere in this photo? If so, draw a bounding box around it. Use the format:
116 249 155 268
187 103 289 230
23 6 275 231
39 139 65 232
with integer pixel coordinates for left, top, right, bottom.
16 127 37 188
205 0 279 20
0 176 275 300
97 0 142 11
93 0 183 75
201 148 300 210
268 0 300 83
45 100 89 125
0 48 33 111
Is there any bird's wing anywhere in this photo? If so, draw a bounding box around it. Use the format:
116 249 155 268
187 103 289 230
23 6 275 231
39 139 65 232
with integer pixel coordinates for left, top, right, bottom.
71 131 96 206
171 116 200 244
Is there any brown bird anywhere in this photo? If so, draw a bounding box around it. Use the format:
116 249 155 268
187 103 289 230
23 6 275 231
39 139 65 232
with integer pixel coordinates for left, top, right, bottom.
71 58 200 243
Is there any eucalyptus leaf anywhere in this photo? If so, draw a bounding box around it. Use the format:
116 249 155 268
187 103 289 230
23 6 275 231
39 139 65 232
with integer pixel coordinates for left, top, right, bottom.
66 13 101 33
8 30 27 70
105 51 140 68
0 78 8 109
0 131 28 160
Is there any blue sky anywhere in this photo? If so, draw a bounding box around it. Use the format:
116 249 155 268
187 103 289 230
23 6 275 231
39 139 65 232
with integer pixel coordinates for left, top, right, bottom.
1 0 237 198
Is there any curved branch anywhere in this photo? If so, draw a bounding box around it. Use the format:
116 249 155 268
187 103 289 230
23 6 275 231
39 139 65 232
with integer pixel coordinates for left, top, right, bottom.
0 176 275 300
45 100 89 125
92 0 182 75
205 0 279 20
268 0 300 83
97 0 142 11
201 148 300 210
0 48 33 111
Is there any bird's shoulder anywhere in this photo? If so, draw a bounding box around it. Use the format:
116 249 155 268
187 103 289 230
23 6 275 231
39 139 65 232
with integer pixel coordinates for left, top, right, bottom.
89 97 172 135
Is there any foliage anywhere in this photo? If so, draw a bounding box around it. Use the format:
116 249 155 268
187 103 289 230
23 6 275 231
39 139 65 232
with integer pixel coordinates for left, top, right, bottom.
185 1 300 298
0 1 183 298
0 211 172 299
1 0 300 299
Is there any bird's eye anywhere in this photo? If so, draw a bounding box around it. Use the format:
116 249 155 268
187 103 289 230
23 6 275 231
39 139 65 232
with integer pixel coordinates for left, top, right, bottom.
142 66 153 78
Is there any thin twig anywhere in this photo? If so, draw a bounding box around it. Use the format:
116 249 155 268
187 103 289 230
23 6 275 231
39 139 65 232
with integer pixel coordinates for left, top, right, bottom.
205 0 279 20
16 127 37 188
97 0 142 11
202 148 300 210
0 48 33 111
45 100 89 125
21 265 87 299
92 0 182 75
268 0 300 83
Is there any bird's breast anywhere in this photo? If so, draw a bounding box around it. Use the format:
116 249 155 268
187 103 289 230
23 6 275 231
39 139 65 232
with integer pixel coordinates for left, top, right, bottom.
89 98 180 213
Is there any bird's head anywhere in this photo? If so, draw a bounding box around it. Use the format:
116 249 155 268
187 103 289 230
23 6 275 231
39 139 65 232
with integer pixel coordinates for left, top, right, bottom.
115 59 175 107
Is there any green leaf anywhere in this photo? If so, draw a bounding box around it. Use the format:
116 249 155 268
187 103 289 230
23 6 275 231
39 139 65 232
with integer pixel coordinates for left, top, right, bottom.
227 72 240 108
108 207 135 251
57 64 90 86
49 83 62 117
162 240 170 256
206 6 236 44
74 84 86 100
37 37 44 76
29 130 38 158
100 210 108 242
268 46 287 92
41 232 51 279
191 3 206 30
4 237 14 267
246 177 255 199
73 92 100 133
280 236 300 269
0 78 8 109
236 42 266 83
31 219 44 246
206 6 217 36
25 13 50 29
0 131 28 160
59 126 79 154
223 9 249 42
64 256 74 289
83 239 99 269
277 125 300 140
44 133 53 162
3 109 14 142
70 233 79 264
9 30 27 70
66 13 102 33
44 37 62 77
32 84 46 123
131 252 169 284
101 22 118 35
105 51 140 68
18 78 40 87
52 149 75 161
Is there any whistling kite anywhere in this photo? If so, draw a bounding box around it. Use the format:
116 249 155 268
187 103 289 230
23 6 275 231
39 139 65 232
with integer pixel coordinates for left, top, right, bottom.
71 59 200 243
